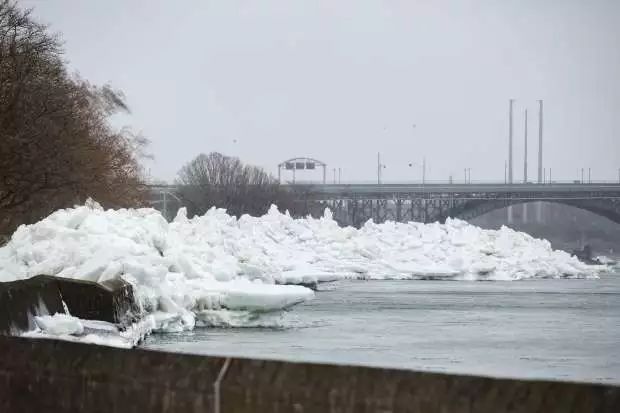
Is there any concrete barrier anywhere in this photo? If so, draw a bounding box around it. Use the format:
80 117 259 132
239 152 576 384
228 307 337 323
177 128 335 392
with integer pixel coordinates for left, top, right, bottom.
0 275 140 334
0 336 618 413
0 276 65 334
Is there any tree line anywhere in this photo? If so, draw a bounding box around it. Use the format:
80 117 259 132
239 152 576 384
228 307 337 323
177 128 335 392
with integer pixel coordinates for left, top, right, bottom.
0 1 147 235
175 152 299 219
0 1 309 239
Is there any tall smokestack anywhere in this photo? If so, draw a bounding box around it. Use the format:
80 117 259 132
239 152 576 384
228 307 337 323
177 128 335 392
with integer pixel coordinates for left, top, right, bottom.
524 109 528 183
537 100 543 184
509 99 514 184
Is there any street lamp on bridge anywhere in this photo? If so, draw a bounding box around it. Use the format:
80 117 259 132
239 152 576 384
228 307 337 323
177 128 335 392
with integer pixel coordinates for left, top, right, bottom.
377 153 387 184
408 158 426 185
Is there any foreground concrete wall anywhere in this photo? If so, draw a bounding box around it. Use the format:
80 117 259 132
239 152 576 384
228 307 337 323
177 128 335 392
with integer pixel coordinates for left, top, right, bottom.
0 275 139 334
0 336 618 413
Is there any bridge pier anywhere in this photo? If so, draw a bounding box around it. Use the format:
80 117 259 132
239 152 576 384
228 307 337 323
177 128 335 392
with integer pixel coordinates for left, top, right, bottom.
537 201 543 223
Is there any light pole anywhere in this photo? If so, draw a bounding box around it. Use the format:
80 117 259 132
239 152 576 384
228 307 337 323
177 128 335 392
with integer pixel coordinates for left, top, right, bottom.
523 109 528 183
377 153 386 184
409 123 425 186
377 126 390 185
508 99 514 184
409 156 428 223
537 100 543 184
157 189 182 222
408 160 425 185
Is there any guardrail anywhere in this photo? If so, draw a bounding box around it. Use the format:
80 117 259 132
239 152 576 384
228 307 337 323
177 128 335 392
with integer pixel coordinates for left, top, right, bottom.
283 180 620 185
285 183 620 195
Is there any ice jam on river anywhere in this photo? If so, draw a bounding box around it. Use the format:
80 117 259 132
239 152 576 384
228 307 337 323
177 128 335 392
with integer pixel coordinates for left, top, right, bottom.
0 200 605 344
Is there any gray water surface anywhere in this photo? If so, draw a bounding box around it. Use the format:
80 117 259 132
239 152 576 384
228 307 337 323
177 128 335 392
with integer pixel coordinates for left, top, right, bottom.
142 273 620 384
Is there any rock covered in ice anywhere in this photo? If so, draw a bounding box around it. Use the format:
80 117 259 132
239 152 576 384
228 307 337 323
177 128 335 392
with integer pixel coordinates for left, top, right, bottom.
0 201 602 332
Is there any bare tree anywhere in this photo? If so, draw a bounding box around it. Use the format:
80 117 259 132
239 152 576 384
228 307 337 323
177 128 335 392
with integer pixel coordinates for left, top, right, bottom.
176 152 294 217
0 1 148 234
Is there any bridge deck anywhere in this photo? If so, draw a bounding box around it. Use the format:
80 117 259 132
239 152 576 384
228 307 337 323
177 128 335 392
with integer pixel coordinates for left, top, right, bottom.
286 183 620 195
147 183 620 224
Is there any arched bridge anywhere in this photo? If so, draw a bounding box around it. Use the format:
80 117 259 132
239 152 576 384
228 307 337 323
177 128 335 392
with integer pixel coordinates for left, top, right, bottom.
287 183 620 226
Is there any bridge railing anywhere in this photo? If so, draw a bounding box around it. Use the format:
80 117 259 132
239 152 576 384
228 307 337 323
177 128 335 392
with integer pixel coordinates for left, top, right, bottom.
282 179 620 185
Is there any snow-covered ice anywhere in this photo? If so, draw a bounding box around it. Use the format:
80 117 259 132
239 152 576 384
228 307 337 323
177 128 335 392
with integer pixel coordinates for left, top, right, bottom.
596 255 618 267
0 200 605 339
23 315 156 349
34 313 84 335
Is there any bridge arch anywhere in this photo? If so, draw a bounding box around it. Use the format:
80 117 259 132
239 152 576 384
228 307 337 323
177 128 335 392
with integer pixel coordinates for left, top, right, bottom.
439 198 620 225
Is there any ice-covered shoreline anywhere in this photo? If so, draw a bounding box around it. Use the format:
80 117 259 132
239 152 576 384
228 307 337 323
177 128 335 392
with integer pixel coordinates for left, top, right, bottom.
0 201 606 340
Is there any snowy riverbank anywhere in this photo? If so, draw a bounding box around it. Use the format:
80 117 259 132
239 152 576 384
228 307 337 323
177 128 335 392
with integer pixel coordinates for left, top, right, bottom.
0 200 605 341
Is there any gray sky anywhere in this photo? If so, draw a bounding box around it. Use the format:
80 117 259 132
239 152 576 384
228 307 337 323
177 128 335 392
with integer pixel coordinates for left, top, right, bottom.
23 0 620 183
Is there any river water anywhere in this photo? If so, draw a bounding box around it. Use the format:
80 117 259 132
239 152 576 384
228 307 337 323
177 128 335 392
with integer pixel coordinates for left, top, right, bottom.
142 271 620 384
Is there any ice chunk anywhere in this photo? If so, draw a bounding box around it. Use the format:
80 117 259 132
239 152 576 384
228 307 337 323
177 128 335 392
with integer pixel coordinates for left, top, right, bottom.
34 313 84 335
23 316 155 349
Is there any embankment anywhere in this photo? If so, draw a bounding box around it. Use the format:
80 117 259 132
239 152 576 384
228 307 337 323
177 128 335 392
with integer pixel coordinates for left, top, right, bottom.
0 335 618 412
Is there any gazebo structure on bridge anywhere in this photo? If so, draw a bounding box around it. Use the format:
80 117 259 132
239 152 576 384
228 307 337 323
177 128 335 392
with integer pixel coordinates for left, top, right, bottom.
278 157 327 184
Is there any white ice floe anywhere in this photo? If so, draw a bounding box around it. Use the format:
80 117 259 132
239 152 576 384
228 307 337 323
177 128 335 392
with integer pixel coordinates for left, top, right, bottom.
0 200 604 336
22 316 156 349
596 255 618 266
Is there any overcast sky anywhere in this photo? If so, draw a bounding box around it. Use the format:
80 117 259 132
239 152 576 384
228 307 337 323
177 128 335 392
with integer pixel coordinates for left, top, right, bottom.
23 0 620 183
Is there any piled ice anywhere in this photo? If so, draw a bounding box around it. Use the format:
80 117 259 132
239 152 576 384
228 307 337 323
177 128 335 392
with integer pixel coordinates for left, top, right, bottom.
0 201 602 332
167 204 601 282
